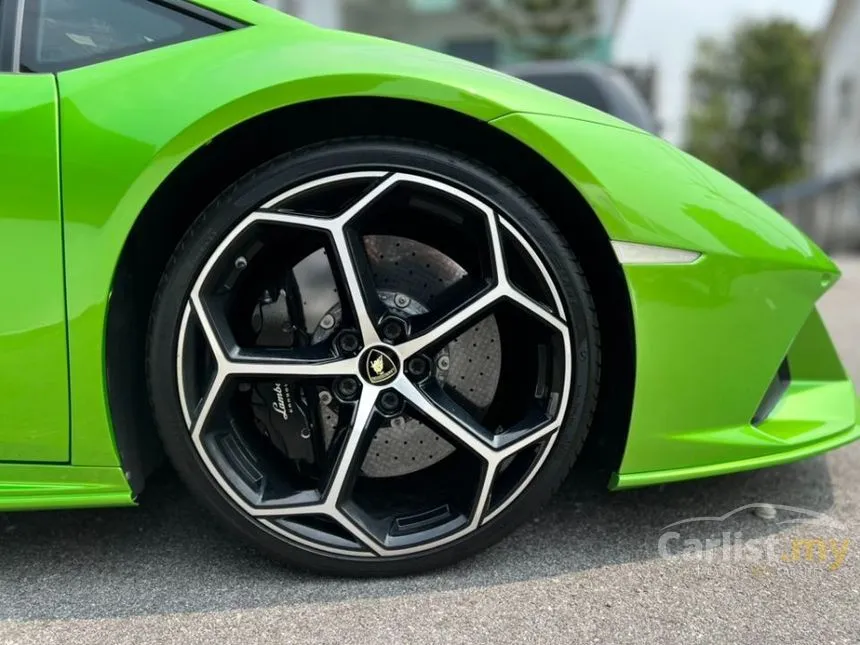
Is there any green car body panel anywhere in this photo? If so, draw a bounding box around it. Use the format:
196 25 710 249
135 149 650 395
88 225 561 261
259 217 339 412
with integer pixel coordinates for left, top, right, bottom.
0 75 69 464
0 0 856 510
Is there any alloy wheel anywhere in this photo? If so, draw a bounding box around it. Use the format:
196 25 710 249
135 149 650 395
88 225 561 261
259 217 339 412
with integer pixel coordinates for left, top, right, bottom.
172 168 576 558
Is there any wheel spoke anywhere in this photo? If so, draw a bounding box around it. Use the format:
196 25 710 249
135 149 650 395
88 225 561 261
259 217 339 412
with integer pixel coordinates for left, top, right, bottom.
396 209 507 358
487 209 507 286
330 227 382 347
249 210 338 231
331 509 386 555
498 218 566 320
188 370 226 440
394 376 497 463
245 211 385 347
259 170 389 211
396 286 504 359
190 293 360 378
472 462 496 525
395 375 498 524
396 211 564 357
334 174 402 224
189 295 229 367
225 352 360 378
322 386 379 508
491 207 565 333
502 284 567 333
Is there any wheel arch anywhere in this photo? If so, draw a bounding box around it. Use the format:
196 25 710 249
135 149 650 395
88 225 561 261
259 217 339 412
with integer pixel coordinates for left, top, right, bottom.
106 95 635 496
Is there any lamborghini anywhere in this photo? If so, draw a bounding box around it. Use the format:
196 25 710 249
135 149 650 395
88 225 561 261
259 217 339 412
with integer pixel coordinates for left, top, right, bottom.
1 0 857 576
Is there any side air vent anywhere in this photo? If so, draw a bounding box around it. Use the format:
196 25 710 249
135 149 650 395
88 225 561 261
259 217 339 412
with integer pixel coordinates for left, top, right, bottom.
752 359 791 425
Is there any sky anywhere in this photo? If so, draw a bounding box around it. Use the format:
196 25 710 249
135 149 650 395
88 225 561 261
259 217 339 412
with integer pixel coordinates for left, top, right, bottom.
615 0 833 144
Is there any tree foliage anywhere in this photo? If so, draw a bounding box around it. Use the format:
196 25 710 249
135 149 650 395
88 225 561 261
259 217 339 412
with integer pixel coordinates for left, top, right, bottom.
463 0 597 60
685 19 819 193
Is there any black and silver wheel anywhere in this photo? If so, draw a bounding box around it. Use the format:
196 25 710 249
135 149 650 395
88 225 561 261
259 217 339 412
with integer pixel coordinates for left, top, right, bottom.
148 139 600 575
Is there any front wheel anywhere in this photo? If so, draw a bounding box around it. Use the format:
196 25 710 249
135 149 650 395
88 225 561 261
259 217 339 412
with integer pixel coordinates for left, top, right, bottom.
147 139 600 575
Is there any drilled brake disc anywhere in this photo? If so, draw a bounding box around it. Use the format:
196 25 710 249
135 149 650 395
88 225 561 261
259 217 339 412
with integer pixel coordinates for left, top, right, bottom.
295 235 501 478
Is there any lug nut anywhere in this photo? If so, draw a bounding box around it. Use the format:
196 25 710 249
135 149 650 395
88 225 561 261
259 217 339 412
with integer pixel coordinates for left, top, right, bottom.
406 356 429 379
381 319 406 342
335 377 360 401
379 390 402 413
336 331 361 354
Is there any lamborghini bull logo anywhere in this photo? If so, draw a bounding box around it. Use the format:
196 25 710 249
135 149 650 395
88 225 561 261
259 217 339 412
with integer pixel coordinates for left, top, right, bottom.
365 349 397 385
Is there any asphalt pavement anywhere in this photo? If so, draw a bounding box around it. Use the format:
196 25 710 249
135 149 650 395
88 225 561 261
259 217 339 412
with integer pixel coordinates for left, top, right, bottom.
1 258 859 645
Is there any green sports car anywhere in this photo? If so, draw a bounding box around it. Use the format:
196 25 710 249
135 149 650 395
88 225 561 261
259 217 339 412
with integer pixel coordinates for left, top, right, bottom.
1 0 857 575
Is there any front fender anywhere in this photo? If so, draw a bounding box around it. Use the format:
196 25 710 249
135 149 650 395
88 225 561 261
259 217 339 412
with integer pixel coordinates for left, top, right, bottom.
491 113 852 483
490 112 836 271
58 24 632 467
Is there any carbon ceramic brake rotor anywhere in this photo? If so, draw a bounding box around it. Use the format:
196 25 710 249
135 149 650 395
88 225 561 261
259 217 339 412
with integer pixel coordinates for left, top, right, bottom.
294 235 501 478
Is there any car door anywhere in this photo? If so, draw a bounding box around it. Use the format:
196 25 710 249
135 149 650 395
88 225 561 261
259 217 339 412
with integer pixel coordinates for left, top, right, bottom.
0 0 69 461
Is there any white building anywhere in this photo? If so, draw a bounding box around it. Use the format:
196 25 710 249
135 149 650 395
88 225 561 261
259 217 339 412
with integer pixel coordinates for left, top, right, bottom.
763 0 860 251
814 0 860 177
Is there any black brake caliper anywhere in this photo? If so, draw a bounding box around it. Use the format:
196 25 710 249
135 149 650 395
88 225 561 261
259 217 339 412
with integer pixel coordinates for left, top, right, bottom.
246 275 324 475
250 380 319 469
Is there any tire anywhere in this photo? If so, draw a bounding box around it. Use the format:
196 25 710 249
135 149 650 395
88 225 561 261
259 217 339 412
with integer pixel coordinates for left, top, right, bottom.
147 138 601 576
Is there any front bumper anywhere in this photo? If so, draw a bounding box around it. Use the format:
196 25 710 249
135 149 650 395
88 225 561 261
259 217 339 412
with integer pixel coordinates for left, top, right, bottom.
612 394 859 489
611 306 858 489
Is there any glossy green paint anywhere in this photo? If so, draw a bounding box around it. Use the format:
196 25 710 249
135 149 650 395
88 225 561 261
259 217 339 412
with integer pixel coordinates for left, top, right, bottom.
489 113 856 484
490 112 840 270
0 75 69 463
0 0 856 509
0 463 131 511
56 5 635 468
612 397 860 489
615 261 833 472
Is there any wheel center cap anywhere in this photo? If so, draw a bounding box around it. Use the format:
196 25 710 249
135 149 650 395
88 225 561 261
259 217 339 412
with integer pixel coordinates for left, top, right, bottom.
360 346 400 386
